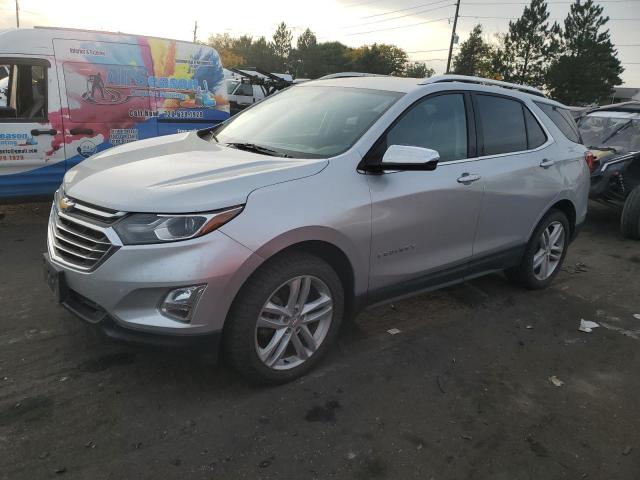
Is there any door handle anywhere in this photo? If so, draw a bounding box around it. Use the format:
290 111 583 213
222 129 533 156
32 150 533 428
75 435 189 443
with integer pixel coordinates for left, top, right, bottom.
457 173 481 184
539 159 555 168
69 127 94 135
30 128 57 136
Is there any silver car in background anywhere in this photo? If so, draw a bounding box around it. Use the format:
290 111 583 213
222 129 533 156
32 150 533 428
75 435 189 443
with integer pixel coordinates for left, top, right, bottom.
44 75 590 383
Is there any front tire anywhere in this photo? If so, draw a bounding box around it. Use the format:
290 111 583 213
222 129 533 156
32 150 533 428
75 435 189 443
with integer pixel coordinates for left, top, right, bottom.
224 251 344 384
621 186 640 240
506 210 570 289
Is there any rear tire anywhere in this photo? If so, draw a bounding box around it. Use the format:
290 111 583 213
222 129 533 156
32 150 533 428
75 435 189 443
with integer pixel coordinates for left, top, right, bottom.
224 251 344 384
621 186 640 240
505 210 570 290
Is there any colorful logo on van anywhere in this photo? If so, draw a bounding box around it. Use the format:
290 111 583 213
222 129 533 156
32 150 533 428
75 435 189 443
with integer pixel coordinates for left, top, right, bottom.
81 67 217 109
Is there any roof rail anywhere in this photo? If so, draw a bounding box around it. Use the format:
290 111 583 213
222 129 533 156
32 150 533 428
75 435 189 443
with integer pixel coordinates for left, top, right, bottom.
420 74 546 98
318 72 388 80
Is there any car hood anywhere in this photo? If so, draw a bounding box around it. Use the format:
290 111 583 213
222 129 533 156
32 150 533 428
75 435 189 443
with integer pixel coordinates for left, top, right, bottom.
63 131 328 213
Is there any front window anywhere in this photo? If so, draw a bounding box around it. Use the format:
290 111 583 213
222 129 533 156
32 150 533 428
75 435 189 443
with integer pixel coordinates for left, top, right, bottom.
579 112 640 153
226 80 239 95
0 62 47 121
209 86 403 158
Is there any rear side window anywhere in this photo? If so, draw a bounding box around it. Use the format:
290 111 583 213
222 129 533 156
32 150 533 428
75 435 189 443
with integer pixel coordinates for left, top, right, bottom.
535 102 581 144
524 108 547 149
475 95 527 155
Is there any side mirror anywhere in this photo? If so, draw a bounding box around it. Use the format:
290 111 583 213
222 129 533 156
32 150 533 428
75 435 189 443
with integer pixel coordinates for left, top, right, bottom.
371 145 440 172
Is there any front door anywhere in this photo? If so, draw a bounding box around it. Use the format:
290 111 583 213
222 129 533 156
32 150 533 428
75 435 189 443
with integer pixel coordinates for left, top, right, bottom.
0 56 66 197
366 92 484 300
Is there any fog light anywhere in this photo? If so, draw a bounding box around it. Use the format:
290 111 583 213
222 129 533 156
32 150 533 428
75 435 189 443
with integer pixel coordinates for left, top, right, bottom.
160 285 206 322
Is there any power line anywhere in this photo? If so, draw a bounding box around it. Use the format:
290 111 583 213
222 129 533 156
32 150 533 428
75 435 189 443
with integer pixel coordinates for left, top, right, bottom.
342 0 389 8
359 0 454 19
463 0 640 3
459 15 640 20
406 47 457 52
344 15 453 36
342 3 455 28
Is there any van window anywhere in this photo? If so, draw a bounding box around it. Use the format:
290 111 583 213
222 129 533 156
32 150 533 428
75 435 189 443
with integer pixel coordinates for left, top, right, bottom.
524 107 547 149
385 94 468 162
0 63 47 121
535 102 581 144
234 83 253 96
475 95 527 156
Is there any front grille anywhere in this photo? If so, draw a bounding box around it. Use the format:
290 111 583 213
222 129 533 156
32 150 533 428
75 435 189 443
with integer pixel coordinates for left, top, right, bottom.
49 198 123 271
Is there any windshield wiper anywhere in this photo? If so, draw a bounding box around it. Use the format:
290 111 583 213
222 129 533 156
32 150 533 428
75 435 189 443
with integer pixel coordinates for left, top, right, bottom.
225 142 292 158
601 119 632 144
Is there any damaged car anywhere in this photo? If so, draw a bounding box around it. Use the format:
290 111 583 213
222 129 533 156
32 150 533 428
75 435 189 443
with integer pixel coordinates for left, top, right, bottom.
579 101 640 239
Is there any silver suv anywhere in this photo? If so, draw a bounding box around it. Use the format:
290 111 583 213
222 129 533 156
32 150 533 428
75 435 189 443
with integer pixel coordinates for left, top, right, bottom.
44 75 589 383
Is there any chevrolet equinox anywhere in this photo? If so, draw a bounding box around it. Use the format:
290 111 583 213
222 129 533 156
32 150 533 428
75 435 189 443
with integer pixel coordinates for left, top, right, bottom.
44 75 590 383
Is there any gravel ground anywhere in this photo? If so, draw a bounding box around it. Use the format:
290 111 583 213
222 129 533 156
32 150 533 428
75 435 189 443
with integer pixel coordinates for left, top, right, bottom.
0 201 639 479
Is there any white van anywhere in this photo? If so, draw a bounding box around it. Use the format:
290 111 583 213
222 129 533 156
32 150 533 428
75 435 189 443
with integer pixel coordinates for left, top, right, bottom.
0 27 229 200
224 69 292 114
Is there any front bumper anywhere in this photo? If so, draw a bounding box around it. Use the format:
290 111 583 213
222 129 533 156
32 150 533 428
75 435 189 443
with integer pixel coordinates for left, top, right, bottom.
51 276 223 352
46 212 264 338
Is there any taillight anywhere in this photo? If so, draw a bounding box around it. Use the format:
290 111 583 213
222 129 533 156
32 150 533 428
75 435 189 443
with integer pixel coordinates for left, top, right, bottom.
584 151 596 172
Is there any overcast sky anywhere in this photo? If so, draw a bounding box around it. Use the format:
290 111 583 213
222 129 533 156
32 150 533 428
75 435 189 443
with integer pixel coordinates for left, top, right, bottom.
1 0 638 85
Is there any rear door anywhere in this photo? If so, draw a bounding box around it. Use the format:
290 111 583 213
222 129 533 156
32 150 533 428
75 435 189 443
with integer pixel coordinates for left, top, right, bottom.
468 93 563 268
0 56 66 197
366 92 484 299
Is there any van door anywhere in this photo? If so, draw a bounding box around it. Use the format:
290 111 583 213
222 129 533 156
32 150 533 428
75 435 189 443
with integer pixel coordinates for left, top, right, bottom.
0 56 66 197
366 92 484 300
52 39 156 171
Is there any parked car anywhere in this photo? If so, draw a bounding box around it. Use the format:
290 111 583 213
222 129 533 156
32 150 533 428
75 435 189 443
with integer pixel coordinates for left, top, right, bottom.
578 101 640 239
44 74 590 383
0 27 229 200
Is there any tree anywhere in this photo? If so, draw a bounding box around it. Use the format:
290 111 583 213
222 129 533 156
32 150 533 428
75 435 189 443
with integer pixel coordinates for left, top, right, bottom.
316 41 353 75
294 28 320 78
404 62 434 78
452 25 494 78
272 22 293 72
207 33 245 68
547 0 623 104
350 43 408 75
496 0 560 87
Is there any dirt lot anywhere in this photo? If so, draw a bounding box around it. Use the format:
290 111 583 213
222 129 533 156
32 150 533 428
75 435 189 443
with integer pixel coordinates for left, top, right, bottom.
0 201 639 480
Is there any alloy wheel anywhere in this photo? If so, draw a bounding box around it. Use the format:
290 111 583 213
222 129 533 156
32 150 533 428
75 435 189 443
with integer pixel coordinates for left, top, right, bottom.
255 275 333 370
533 221 565 280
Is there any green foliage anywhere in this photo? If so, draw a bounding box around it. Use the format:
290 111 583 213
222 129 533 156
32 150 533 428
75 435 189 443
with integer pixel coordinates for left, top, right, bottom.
547 0 623 104
404 62 435 79
272 22 293 72
208 24 421 79
452 25 495 78
350 44 408 76
495 0 561 87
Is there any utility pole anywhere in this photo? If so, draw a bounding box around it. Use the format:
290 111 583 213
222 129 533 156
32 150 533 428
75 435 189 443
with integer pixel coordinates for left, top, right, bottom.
193 21 198 43
446 0 461 73
15 0 20 28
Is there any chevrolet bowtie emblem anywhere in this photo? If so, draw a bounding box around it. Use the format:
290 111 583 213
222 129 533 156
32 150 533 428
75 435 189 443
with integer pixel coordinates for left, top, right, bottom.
58 196 75 211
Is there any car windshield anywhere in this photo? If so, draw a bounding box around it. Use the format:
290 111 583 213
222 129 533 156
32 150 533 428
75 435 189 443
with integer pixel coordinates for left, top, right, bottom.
210 85 403 158
579 112 640 153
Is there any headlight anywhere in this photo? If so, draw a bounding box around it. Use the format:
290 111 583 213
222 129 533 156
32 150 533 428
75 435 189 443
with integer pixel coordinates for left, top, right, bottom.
113 206 243 245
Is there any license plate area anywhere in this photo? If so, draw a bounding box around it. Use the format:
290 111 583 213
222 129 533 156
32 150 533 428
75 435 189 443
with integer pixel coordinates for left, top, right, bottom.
43 255 68 303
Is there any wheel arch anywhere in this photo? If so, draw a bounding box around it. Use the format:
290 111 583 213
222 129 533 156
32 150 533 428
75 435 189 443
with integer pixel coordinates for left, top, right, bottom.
528 197 577 242
227 227 368 324
550 198 577 238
